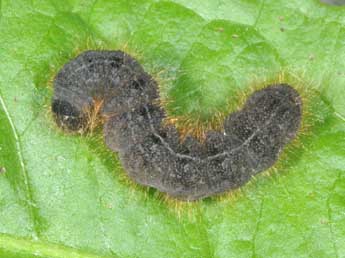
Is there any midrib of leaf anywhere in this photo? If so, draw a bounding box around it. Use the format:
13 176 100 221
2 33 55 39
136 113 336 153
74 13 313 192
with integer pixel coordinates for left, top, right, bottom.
0 233 116 258
0 92 39 238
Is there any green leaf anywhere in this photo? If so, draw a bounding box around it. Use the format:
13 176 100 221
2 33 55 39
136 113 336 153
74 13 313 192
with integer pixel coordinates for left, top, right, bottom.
0 0 345 257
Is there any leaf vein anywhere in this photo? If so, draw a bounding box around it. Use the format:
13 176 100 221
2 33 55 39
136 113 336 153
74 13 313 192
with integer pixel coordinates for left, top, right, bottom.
0 92 39 238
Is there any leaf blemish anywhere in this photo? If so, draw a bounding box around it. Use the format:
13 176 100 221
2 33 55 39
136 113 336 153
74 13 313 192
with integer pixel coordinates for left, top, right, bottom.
0 167 6 174
52 50 302 201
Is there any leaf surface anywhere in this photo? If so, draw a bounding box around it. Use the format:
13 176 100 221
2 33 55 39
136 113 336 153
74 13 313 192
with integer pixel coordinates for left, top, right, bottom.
0 0 345 257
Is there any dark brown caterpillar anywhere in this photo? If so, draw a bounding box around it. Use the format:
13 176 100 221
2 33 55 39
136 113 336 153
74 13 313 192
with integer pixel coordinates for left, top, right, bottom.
52 50 302 201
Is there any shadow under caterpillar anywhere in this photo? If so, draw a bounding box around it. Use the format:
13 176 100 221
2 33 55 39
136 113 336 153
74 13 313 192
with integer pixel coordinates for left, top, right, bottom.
52 51 302 201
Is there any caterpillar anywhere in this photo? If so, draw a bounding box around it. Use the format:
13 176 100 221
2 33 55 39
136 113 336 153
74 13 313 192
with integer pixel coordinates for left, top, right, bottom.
52 50 302 201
